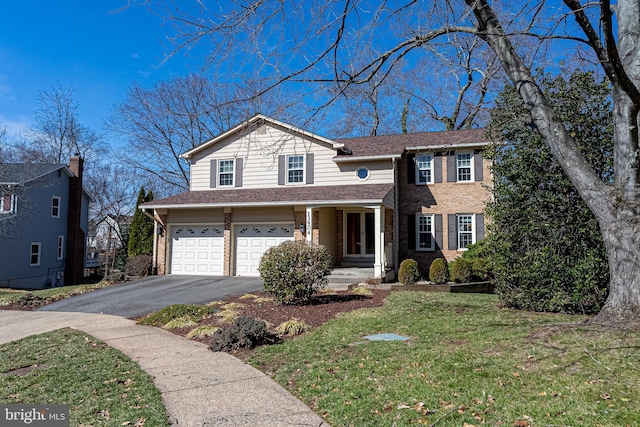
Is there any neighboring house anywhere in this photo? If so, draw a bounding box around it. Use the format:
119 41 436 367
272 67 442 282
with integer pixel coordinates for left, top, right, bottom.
0 157 91 289
141 114 492 280
89 214 132 263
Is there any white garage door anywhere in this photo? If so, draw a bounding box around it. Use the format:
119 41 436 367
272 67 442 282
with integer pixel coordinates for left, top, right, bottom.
171 225 224 275
235 224 295 276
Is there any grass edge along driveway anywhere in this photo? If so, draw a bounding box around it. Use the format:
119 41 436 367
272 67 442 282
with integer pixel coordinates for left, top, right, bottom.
248 292 640 427
0 328 169 427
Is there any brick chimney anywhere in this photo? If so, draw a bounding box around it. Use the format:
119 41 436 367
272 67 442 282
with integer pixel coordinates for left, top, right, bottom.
65 156 85 285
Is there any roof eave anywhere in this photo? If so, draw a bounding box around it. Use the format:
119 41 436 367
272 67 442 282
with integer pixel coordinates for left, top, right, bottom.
141 198 389 210
333 154 401 163
405 141 493 151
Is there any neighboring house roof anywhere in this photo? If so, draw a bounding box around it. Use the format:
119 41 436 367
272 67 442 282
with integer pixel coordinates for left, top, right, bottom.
0 163 70 184
142 183 395 209
181 113 345 160
334 128 492 161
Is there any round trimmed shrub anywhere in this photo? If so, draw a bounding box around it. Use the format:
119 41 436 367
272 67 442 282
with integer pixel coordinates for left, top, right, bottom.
258 240 333 305
429 258 450 284
450 258 473 283
398 258 420 286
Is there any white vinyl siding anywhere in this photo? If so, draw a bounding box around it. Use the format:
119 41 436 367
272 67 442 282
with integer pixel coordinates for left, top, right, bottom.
30 242 41 266
51 196 61 218
188 124 394 190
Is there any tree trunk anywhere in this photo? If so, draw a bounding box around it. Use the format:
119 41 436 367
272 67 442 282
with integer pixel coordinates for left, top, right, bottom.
593 217 640 325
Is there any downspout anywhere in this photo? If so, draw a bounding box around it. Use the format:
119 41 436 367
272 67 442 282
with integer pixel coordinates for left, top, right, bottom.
393 157 399 281
142 208 160 274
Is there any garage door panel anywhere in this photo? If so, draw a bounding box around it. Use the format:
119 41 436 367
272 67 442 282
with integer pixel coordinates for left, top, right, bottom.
235 224 294 277
171 225 224 276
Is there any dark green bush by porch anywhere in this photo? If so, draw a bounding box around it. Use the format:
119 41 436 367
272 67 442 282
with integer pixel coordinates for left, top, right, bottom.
258 240 332 305
450 258 472 283
398 258 420 286
429 258 449 284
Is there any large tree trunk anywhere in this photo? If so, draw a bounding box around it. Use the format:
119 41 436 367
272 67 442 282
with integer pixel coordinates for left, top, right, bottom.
594 217 640 325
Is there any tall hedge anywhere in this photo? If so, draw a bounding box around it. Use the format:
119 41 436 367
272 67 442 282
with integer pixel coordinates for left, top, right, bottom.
128 187 154 257
486 71 610 314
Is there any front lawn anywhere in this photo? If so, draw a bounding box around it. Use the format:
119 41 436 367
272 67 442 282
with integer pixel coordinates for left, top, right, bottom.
247 292 640 426
0 280 115 309
0 328 169 426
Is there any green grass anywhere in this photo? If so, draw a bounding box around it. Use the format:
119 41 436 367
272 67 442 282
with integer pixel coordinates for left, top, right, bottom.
0 328 169 426
0 280 115 306
247 292 640 427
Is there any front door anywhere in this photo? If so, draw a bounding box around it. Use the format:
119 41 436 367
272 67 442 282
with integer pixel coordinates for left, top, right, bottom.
346 212 375 256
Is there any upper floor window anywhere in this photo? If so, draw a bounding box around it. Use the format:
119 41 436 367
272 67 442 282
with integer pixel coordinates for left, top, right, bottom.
218 159 235 187
416 154 433 184
457 152 473 182
51 196 61 218
457 214 474 249
30 242 41 266
416 214 435 251
1 194 15 214
287 155 305 184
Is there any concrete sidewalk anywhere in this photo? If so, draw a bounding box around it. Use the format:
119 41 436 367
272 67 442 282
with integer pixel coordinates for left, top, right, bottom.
0 311 329 427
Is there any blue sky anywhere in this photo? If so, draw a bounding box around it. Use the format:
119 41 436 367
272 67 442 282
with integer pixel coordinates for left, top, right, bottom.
0 1 192 142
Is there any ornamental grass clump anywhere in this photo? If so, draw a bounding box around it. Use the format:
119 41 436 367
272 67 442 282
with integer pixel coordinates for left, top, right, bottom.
258 240 333 305
275 318 311 336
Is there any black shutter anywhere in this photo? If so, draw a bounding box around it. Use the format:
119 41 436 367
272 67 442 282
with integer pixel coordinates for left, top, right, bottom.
475 213 485 241
434 153 442 183
408 214 416 250
407 153 415 184
435 214 443 249
235 158 243 187
306 153 314 184
278 155 285 185
447 152 456 182
474 150 483 182
209 159 217 188
448 214 457 250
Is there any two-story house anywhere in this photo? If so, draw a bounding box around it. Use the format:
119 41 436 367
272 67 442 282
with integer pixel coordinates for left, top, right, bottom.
0 157 91 289
141 115 492 280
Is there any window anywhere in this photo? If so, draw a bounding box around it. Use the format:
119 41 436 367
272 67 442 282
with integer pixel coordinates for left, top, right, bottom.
457 152 473 182
51 196 61 218
416 154 433 184
57 235 64 260
416 214 435 251
1 194 15 214
30 242 41 266
457 214 474 249
356 166 370 180
218 159 235 187
287 155 305 184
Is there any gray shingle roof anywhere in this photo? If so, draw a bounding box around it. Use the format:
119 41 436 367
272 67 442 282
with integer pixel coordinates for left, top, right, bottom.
143 184 395 208
0 163 67 184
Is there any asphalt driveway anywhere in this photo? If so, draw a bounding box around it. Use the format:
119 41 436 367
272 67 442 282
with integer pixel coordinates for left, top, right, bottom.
37 275 264 318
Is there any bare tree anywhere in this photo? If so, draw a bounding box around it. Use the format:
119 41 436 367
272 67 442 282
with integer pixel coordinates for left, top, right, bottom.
148 0 640 325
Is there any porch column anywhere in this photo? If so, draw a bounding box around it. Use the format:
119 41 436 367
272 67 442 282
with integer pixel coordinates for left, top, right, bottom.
374 205 385 278
305 207 313 242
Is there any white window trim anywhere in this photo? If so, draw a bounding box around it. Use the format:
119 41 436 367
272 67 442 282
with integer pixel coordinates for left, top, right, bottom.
416 213 435 252
356 166 370 181
0 193 15 214
286 154 306 185
51 196 61 218
415 154 433 185
57 235 64 260
456 151 474 182
30 242 41 266
457 213 475 250
218 159 235 187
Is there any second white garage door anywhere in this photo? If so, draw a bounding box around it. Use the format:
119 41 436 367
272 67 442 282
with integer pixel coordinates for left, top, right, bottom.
171 225 224 275
235 224 295 276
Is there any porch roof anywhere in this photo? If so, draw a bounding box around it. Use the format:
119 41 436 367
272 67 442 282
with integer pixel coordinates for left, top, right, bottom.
142 183 395 210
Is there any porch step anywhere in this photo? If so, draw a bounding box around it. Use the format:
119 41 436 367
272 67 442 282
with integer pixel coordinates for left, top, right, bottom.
327 267 374 284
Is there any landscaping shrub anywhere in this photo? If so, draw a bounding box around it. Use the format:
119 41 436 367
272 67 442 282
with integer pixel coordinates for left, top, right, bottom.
137 304 214 327
398 258 420 286
209 316 279 352
429 258 450 284
124 254 153 277
258 240 333 305
450 258 472 283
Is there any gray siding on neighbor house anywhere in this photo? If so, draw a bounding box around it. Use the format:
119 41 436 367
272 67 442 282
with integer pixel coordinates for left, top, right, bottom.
0 170 72 289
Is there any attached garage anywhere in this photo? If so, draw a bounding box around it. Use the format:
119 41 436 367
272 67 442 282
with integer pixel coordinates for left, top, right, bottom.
234 224 294 276
170 225 224 275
